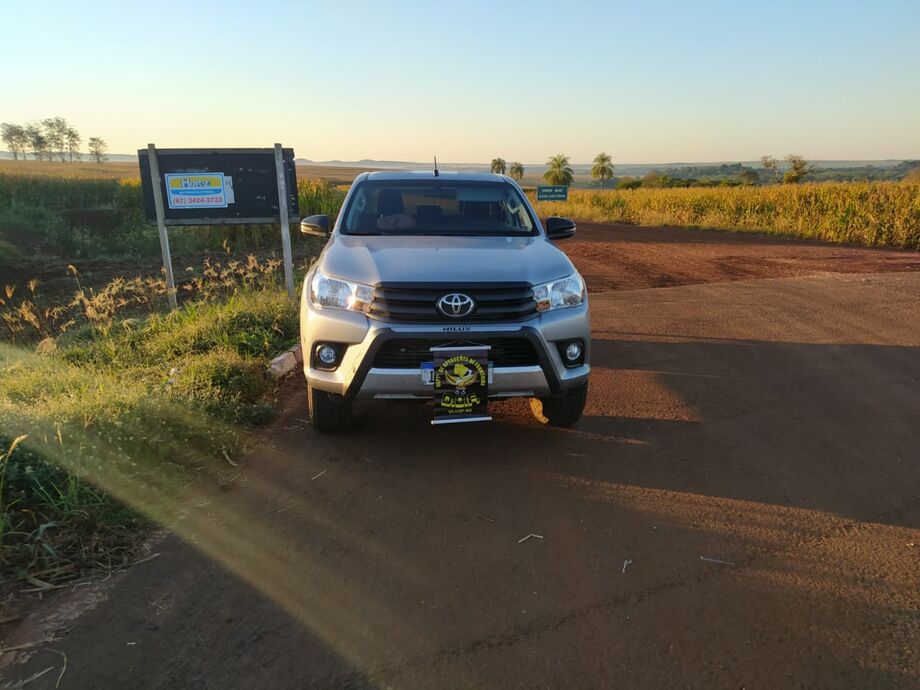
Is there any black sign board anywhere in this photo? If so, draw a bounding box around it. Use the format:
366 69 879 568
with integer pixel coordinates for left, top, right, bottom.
138 148 299 225
140 143 300 307
431 346 492 425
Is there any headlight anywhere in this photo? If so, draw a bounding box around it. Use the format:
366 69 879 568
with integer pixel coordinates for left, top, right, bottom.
533 273 585 312
310 270 374 313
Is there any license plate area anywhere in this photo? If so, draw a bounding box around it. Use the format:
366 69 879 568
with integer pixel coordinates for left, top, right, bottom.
427 344 492 425
421 361 493 385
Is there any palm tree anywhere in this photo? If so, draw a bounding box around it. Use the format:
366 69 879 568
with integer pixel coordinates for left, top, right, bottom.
509 162 525 182
543 154 574 186
591 152 614 189
490 157 506 175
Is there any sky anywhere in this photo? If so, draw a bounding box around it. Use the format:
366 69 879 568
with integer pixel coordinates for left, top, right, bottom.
2 0 919 164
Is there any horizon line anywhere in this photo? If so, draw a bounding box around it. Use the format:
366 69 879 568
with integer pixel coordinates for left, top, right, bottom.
2 152 917 167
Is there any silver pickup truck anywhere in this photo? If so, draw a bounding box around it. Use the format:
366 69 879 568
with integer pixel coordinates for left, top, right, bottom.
299 171 590 431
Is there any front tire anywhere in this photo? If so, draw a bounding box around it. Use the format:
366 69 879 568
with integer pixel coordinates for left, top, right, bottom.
531 381 588 427
307 383 353 432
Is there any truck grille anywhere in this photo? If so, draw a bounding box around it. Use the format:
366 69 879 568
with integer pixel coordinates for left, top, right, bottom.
373 338 539 369
370 283 537 323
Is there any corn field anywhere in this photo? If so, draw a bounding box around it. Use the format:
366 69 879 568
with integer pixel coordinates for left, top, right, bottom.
0 172 346 260
4 169 918 256
531 182 920 248
0 172 343 216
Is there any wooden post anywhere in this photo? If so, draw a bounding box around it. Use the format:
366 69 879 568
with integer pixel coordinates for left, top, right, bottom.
147 144 177 309
274 143 295 298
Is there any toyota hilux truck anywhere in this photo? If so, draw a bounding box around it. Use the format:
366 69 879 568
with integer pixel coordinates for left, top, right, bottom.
299 171 590 432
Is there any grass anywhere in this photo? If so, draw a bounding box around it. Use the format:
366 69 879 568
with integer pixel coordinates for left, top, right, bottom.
0 259 299 588
0 167 325 589
530 182 920 249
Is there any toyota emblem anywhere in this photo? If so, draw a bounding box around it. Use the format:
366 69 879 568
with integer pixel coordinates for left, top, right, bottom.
437 293 475 318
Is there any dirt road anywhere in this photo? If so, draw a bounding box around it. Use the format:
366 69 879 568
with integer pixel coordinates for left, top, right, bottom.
5 224 920 689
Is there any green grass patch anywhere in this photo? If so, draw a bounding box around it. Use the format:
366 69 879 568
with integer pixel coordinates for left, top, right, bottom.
0 286 298 586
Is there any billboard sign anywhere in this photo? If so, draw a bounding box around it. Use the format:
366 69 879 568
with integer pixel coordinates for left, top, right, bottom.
140 144 299 307
138 147 298 225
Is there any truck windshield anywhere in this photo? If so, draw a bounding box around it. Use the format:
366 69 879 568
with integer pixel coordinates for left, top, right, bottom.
341 181 536 236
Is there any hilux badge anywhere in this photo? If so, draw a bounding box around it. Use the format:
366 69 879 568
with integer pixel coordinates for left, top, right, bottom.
437 293 475 318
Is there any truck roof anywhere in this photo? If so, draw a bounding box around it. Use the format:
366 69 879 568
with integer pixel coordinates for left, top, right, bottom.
360 170 510 183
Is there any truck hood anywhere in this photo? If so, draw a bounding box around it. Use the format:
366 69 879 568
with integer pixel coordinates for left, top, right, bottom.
318 234 576 285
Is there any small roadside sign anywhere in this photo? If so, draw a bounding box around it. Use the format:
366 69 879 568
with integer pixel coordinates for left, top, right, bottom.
537 185 568 201
165 173 231 209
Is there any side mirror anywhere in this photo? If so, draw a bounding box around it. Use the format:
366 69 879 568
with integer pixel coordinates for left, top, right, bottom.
545 216 576 240
300 214 330 237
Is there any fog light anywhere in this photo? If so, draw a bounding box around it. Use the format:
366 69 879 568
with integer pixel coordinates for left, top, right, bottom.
317 344 338 366
564 341 583 362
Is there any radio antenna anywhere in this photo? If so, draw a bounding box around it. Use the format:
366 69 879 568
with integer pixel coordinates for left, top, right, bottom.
433 156 439 177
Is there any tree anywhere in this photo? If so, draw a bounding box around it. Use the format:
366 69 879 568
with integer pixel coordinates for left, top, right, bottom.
65 127 82 162
2 117 88 163
783 154 815 184
1 123 28 160
543 154 574 186
87 137 108 163
760 155 779 182
25 122 48 160
43 117 69 162
739 169 760 185
641 171 672 188
490 157 506 175
616 177 642 190
509 161 524 182
591 152 614 189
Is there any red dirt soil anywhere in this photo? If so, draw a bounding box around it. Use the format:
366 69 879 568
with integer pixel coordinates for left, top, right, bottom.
567 223 920 292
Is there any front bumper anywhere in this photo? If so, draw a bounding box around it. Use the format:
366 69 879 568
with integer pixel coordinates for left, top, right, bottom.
301 297 590 401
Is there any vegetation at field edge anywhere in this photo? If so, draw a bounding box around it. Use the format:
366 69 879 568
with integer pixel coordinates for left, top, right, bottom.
531 182 920 249
0 260 299 590
0 172 345 264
